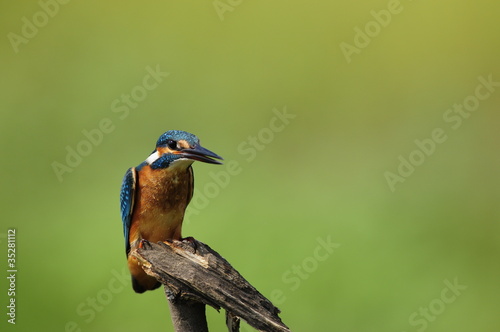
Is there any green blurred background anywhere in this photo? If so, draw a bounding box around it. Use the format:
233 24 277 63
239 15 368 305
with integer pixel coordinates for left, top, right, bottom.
1 1 499 331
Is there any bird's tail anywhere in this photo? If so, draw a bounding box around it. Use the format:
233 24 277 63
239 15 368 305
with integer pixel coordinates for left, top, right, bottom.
128 255 161 293
131 275 161 293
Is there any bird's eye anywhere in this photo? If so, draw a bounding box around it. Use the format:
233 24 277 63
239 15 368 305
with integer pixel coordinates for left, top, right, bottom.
167 139 178 150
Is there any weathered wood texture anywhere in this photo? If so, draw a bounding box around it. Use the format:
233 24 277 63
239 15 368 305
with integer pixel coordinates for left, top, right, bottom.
132 239 290 332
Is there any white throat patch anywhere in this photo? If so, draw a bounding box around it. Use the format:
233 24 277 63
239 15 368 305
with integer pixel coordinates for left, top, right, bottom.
145 151 160 164
170 158 194 169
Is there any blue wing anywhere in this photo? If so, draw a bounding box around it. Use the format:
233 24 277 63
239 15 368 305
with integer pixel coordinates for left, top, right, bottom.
120 167 137 256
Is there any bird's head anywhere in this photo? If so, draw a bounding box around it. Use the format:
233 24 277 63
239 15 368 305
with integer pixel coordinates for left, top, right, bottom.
145 130 223 169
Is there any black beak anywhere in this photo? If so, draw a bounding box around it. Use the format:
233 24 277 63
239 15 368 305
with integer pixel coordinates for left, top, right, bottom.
181 145 223 165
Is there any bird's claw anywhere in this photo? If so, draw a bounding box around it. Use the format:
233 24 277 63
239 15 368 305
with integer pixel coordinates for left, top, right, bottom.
159 237 197 253
139 239 152 250
181 236 198 252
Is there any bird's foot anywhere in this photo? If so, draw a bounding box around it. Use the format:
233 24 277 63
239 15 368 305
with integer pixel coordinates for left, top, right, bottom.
160 237 197 253
138 239 152 250
181 236 198 251
181 236 198 253
182 236 195 244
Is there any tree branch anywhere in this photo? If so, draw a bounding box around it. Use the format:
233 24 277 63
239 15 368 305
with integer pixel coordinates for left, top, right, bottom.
167 297 208 332
132 239 290 332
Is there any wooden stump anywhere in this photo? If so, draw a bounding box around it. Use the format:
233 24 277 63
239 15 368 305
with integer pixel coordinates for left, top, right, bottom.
132 239 290 332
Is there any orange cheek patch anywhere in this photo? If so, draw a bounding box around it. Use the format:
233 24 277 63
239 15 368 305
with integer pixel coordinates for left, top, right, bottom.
177 140 190 149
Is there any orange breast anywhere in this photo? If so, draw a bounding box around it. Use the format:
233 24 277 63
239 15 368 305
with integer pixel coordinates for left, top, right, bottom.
128 163 193 249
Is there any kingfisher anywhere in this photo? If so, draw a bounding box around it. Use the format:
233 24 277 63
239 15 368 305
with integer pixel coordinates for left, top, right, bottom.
120 130 223 293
